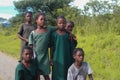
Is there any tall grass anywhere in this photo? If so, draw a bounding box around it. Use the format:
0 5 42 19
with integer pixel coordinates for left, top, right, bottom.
0 27 20 59
76 33 120 80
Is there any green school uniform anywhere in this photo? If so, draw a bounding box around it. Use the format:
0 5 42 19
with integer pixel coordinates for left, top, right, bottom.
51 31 73 80
29 27 55 75
15 60 38 80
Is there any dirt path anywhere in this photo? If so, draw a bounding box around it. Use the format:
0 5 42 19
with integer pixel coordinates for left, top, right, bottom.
0 52 49 80
0 52 17 80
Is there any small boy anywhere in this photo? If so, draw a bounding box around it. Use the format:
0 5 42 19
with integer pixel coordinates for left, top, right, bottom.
67 48 93 80
18 11 35 60
15 46 39 80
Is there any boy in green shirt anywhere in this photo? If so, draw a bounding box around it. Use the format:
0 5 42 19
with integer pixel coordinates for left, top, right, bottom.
15 46 39 80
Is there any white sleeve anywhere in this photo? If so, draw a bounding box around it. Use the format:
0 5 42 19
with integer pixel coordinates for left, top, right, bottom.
87 63 93 74
67 69 73 80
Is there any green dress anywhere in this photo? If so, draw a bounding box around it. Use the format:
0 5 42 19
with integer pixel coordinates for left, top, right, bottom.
29 27 55 75
15 60 38 80
51 31 73 80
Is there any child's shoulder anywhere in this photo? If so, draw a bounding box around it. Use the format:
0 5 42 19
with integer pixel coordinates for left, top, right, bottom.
47 26 57 32
20 23 25 26
82 62 91 68
19 23 28 28
82 62 88 64
68 63 75 70
16 63 24 70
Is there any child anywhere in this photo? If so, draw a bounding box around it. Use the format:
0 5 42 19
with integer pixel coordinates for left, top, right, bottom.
65 21 77 48
50 16 73 80
15 46 39 80
29 13 54 80
67 48 93 80
65 21 77 62
18 11 35 60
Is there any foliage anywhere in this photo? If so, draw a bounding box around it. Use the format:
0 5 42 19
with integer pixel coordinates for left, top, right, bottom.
0 26 20 59
0 35 20 59
13 0 73 25
76 33 120 80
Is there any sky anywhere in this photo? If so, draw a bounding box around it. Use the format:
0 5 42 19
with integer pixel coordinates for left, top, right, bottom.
0 0 89 19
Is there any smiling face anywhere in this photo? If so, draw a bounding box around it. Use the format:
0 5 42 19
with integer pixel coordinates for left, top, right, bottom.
65 22 74 32
36 15 46 27
22 49 33 62
57 18 66 30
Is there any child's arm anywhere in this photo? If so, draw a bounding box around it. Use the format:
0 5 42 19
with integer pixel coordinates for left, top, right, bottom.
88 74 93 80
18 24 28 42
50 47 54 66
18 34 28 42
28 31 34 48
87 62 93 80
49 31 55 66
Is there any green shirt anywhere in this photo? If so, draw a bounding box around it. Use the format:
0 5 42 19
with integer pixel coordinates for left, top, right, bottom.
15 60 38 80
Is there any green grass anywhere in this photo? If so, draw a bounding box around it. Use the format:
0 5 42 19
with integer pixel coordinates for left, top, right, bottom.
0 28 120 80
0 34 20 59
77 33 120 80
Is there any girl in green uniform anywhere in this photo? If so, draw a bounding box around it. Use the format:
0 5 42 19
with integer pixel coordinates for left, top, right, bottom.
15 46 39 80
50 16 73 80
29 13 53 80
65 21 77 62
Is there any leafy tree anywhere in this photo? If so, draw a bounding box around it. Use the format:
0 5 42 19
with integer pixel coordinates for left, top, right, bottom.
13 0 73 25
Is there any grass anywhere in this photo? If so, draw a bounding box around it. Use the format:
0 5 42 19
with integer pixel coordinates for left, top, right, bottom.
76 33 120 80
0 34 20 59
0 27 120 80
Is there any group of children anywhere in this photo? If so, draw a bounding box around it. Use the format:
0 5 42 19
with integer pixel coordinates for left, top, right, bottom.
15 11 93 80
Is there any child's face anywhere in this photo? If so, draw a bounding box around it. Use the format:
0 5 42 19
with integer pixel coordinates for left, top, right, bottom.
36 15 45 27
25 13 32 22
74 51 84 63
22 49 33 62
65 22 73 32
57 18 66 30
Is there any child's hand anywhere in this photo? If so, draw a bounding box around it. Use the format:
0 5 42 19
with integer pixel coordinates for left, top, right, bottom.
25 39 29 42
69 32 77 40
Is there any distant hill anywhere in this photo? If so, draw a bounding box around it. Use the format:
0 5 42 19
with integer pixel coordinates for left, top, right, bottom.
0 17 6 23
0 17 11 27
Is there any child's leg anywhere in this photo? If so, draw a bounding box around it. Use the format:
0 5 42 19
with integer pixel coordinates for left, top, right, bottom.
43 75 50 80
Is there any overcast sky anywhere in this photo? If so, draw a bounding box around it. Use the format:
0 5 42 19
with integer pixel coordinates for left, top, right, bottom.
0 0 89 19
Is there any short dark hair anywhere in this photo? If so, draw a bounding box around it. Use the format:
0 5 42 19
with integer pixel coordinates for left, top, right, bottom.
67 21 74 27
73 48 84 56
22 46 33 54
57 16 66 22
35 12 45 21
25 11 32 16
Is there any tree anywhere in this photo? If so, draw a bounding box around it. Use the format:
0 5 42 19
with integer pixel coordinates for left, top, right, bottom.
13 0 73 25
